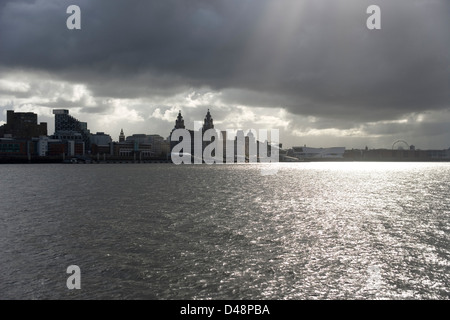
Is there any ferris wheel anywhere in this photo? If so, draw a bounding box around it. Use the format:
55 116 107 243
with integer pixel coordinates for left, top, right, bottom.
392 140 409 150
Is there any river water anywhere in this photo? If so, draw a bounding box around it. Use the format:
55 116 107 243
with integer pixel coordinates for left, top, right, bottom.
0 162 449 299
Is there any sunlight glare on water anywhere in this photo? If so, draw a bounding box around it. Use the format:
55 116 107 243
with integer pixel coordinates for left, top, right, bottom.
0 162 449 299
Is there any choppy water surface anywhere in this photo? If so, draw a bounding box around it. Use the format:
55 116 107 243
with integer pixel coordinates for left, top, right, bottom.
0 162 449 299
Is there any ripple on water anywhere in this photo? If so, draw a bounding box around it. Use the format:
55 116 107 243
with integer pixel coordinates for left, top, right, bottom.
0 163 449 299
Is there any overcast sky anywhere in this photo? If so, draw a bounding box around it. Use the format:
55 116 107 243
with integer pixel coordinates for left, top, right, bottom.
0 0 449 149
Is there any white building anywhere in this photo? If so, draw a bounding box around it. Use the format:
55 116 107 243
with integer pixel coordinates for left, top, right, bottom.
287 146 345 159
35 136 63 157
37 136 49 157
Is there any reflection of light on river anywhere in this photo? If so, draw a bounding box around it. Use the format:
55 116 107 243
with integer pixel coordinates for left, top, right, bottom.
0 163 449 299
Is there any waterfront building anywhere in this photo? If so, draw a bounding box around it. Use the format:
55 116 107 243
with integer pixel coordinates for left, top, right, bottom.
119 129 125 142
287 146 345 160
51 130 85 156
52 109 90 152
426 148 450 160
125 134 150 144
174 111 185 130
36 136 50 157
0 136 81 158
114 141 152 157
170 110 279 162
170 110 195 157
123 133 168 157
202 109 214 132
0 138 30 156
90 132 112 146
89 129 170 160
146 134 168 157
0 110 47 139
344 147 450 161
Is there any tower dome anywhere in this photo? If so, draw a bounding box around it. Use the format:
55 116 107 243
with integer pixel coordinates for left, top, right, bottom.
175 110 185 129
119 128 125 142
203 109 214 131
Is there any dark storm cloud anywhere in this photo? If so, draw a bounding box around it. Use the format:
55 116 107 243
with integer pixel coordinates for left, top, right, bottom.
0 0 449 123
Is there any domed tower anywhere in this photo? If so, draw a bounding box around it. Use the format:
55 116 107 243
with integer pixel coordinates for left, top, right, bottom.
119 128 125 142
174 110 185 129
203 109 214 132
